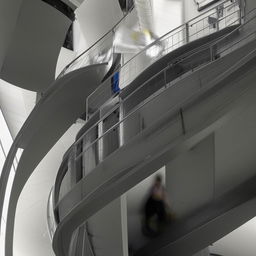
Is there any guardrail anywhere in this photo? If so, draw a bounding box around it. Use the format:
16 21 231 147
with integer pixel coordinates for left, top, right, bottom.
58 0 241 84
53 6 256 212
86 0 242 116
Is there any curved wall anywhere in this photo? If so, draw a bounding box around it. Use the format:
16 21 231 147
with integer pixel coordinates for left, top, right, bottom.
0 64 107 256
0 0 72 92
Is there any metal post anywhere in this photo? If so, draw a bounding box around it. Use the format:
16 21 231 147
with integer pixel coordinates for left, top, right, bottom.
185 23 189 43
180 108 186 135
216 6 220 31
164 69 167 88
210 44 216 61
239 0 246 24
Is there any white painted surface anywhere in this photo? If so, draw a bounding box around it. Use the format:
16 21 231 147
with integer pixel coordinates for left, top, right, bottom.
0 79 36 138
55 47 76 78
13 123 83 256
211 217 256 256
75 0 123 48
183 0 203 22
0 109 16 256
73 20 88 56
152 0 182 37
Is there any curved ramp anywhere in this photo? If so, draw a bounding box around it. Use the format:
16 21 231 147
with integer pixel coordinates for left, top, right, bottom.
52 40 256 255
0 0 72 92
0 63 107 256
136 176 256 256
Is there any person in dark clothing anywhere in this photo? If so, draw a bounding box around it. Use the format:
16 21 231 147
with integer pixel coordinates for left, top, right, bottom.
143 175 170 236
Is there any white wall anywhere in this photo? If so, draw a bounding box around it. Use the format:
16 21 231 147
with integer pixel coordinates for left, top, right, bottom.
73 20 88 56
182 0 221 22
75 0 123 48
211 217 256 256
152 0 183 37
55 47 76 78
0 79 36 137
13 124 83 256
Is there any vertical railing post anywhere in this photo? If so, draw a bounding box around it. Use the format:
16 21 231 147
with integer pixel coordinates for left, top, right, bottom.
180 108 186 135
119 97 124 147
239 0 246 24
164 68 167 88
216 6 220 31
86 97 89 121
210 44 216 61
98 118 104 162
185 23 189 43
69 147 77 188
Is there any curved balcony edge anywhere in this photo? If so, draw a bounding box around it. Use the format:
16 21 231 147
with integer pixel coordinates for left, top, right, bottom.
0 63 108 256
52 42 256 255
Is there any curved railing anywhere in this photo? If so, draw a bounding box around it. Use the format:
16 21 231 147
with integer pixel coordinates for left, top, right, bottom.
58 0 241 82
51 0 245 211
47 186 95 255
86 0 242 116
53 6 256 218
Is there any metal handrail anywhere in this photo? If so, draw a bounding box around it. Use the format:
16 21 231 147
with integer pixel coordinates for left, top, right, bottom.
54 39 256 232
57 4 134 78
86 0 241 115
58 0 240 79
121 0 238 67
54 8 256 207
74 11 243 149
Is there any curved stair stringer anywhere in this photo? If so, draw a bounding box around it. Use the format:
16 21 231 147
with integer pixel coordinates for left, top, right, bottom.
52 42 256 256
0 63 108 256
